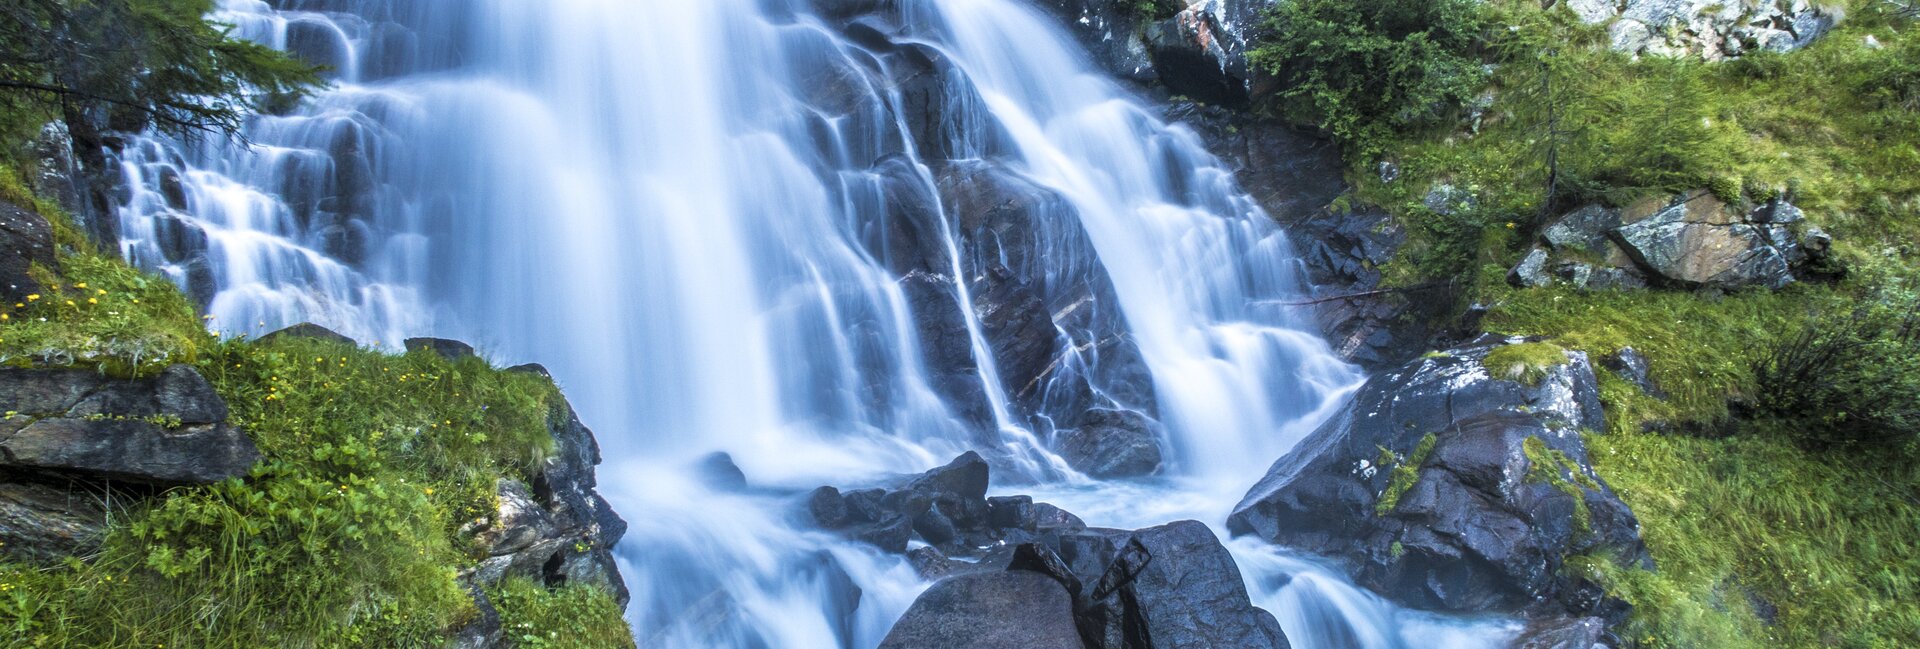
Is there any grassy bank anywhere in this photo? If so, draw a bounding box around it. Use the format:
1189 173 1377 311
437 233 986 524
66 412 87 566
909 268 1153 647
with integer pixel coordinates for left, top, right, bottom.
0 182 631 648
1248 0 1920 645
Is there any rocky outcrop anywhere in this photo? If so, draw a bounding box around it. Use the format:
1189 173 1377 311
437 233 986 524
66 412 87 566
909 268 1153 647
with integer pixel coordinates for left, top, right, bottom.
1037 0 1277 104
2 198 57 302
450 353 631 648
1229 336 1650 626
1610 191 1822 290
1 365 260 485
1513 192 1828 292
1 364 258 563
1571 0 1837 60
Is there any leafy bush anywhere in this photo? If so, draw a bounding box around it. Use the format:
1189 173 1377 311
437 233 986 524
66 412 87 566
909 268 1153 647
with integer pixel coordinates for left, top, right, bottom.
1752 291 1920 453
1249 0 1486 157
490 578 636 649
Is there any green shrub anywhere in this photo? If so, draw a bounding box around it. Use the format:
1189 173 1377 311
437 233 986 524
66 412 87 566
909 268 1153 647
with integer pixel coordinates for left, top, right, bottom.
1751 290 1920 453
1249 0 1486 157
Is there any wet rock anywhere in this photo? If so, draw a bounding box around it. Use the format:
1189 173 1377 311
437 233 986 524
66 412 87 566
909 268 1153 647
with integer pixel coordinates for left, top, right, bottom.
1 199 55 302
259 322 358 346
0 481 110 564
1054 408 1165 478
1029 0 1158 83
1082 522 1290 649
1229 336 1649 624
695 452 749 491
405 337 477 360
1510 248 1554 288
935 159 1155 432
887 44 1013 162
1610 190 1812 290
878 571 1085 649
898 271 999 437
806 453 1081 557
0 365 258 485
809 486 852 528
1141 0 1278 105
987 494 1036 530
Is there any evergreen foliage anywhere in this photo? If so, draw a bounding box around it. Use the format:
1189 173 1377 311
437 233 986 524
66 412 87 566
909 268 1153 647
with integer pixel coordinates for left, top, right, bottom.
1248 0 1485 158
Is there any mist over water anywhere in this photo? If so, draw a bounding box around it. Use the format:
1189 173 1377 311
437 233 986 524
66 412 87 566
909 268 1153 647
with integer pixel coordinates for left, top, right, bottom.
112 0 1517 646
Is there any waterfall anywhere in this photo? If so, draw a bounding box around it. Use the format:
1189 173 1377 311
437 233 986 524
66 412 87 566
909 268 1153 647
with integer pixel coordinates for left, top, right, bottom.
112 0 1517 646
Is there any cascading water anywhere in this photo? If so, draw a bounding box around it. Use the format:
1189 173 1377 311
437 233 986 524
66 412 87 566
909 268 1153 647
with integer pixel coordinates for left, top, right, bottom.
112 0 1519 647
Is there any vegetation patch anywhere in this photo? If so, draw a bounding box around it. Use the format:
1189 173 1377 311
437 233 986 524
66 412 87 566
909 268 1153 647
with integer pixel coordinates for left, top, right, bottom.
1374 432 1438 515
489 577 635 649
0 199 628 647
1482 341 1569 386
1580 431 1920 648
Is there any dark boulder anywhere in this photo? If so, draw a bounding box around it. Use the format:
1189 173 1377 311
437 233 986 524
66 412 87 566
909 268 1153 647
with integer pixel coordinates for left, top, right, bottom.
0 365 259 485
878 571 1085 649
259 322 358 346
1229 337 1649 624
1 199 56 302
1141 0 1279 106
1090 520 1292 649
405 337 477 360
1054 408 1165 478
805 452 1079 558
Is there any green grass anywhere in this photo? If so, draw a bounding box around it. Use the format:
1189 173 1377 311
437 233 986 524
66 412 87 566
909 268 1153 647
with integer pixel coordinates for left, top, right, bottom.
1482 341 1570 386
1579 431 1920 648
1359 1 1920 286
1485 282 1816 426
489 577 635 649
0 199 630 647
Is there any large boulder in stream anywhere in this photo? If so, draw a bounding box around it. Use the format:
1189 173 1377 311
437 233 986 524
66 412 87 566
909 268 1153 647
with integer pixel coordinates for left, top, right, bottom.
1229 336 1650 624
879 571 1086 649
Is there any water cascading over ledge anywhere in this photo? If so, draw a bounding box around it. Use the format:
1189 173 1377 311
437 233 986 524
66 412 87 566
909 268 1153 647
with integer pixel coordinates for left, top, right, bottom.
109 0 1514 647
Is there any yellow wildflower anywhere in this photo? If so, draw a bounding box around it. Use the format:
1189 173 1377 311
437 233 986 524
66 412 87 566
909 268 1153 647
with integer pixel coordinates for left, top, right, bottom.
26 294 39 301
